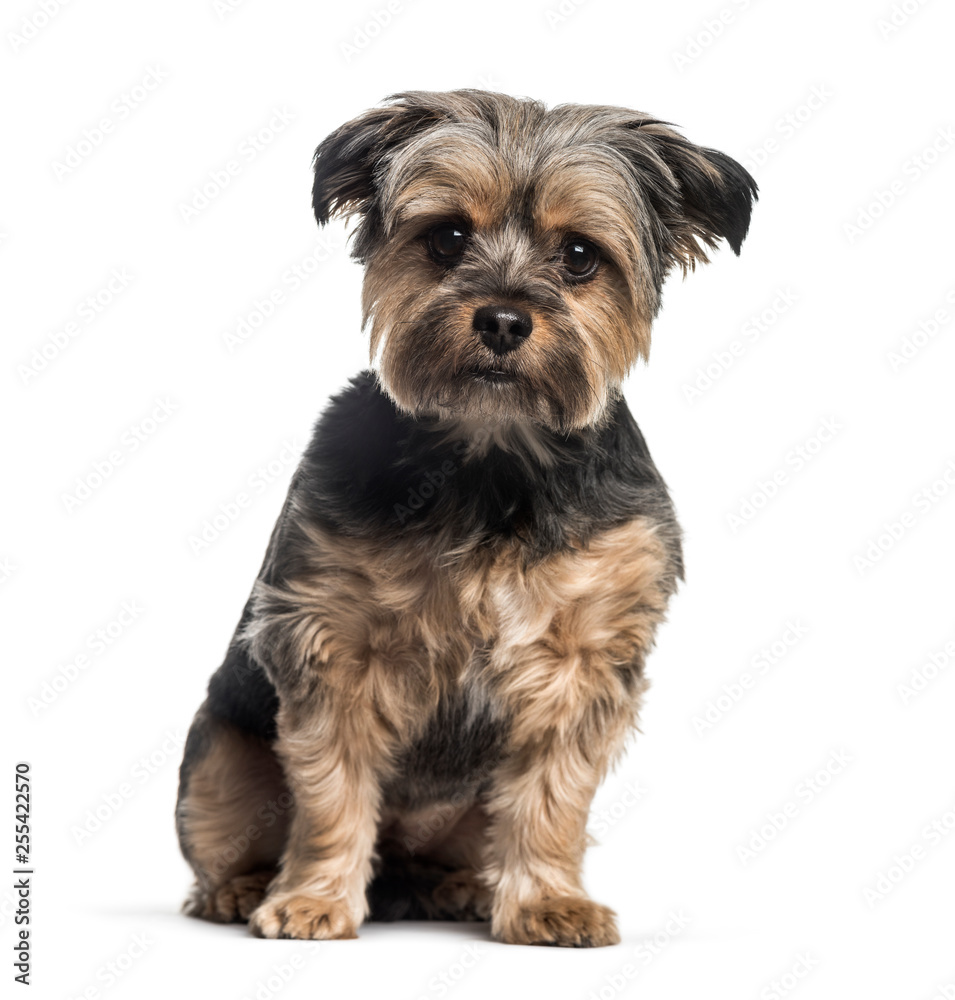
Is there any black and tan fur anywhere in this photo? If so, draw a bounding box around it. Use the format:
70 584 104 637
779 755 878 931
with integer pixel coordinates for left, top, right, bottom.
176 90 756 946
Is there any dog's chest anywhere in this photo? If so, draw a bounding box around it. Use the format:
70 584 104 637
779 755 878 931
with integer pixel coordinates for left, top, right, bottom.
369 518 661 655
365 534 584 666
297 515 668 805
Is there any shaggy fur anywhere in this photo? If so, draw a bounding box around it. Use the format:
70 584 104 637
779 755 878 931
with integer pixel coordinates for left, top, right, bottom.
176 90 756 946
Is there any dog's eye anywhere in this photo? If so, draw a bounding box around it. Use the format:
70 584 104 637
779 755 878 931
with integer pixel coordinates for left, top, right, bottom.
428 223 468 262
560 239 600 281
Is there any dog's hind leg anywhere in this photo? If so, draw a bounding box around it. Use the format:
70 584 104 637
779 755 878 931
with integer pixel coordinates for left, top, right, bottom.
176 707 291 922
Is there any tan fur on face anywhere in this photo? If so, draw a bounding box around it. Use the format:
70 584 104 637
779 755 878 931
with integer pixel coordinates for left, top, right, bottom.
532 154 658 349
362 136 666 430
361 133 635 429
363 228 624 432
385 137 507 233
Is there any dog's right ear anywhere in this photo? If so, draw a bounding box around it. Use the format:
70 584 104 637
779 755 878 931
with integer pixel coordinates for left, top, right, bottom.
311 96 444 229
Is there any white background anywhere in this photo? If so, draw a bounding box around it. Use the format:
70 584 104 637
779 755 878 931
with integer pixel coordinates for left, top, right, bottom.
3 0 954 997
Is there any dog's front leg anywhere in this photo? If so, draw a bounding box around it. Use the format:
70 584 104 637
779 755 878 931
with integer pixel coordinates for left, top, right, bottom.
480 520 671 947
484 710 631 948
248 693 392 940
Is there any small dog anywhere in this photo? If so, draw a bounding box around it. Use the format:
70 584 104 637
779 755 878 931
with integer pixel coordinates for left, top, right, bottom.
176 90 756 946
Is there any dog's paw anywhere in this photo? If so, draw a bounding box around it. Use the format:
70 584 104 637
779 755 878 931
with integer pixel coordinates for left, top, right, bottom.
183 870 276 923
432 870 492 920
494 896 620 947
248 894 358 940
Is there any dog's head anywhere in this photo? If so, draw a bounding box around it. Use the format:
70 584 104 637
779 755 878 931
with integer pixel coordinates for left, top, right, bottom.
312 90 757 433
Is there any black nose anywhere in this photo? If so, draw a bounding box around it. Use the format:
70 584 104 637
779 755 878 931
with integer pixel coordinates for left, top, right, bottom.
472 305 532 355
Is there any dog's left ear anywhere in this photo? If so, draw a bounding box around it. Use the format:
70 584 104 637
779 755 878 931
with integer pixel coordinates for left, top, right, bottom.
626 121 758 271
311 95 444 239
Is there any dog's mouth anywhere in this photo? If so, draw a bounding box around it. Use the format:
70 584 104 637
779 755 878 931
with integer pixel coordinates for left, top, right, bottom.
459 366 519 385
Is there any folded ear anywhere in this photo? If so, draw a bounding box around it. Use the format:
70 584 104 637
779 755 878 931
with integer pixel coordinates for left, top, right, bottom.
311 96 444 228
626 120 758 271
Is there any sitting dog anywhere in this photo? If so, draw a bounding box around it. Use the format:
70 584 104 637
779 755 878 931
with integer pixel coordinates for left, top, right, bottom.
176 89 756 946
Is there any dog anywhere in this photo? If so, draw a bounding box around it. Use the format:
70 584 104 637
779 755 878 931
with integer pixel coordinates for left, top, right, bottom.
175 89 756 946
